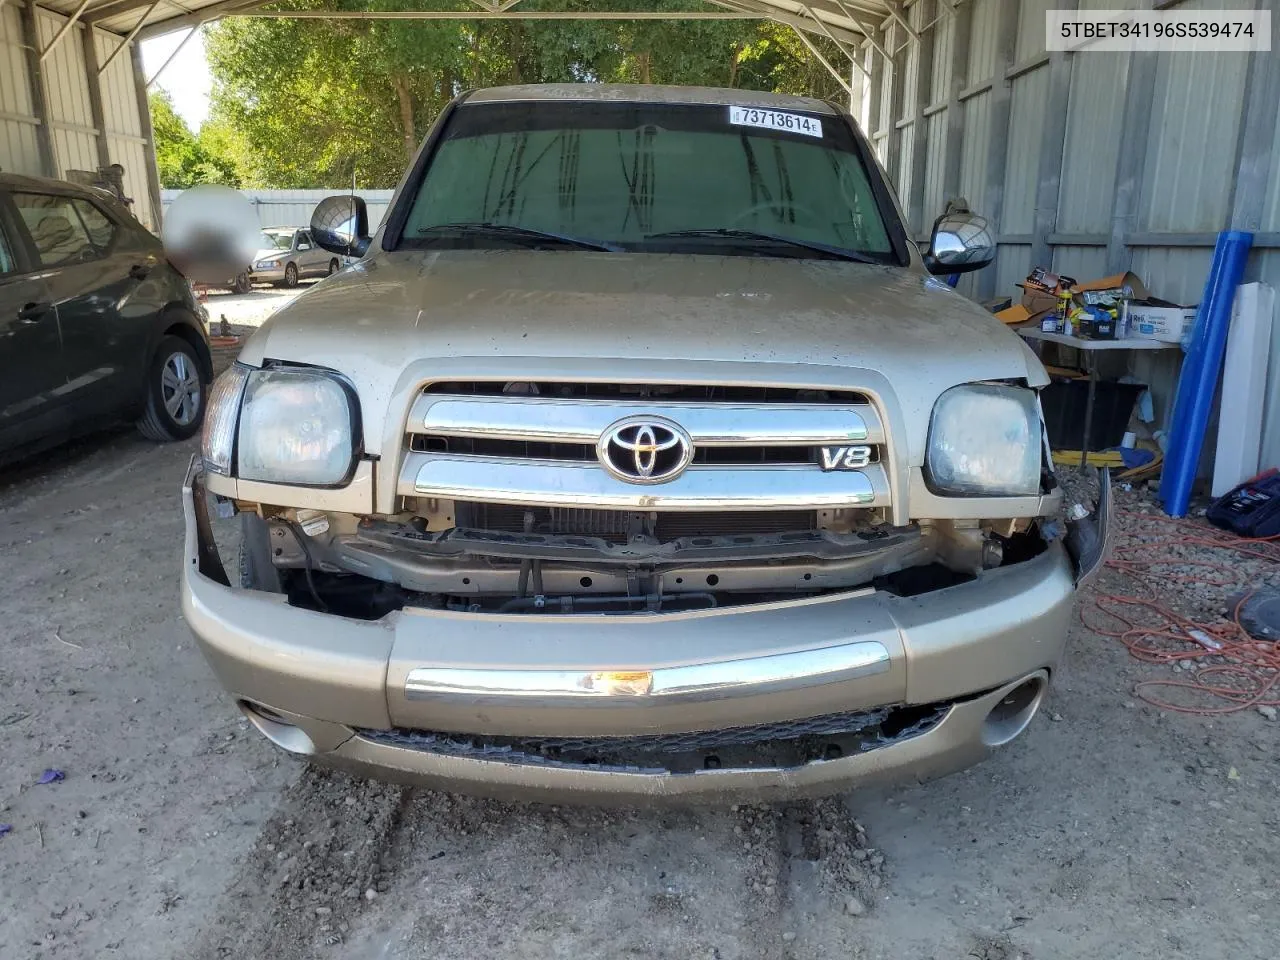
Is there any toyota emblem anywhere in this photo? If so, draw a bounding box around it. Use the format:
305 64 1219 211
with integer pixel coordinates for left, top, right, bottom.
596 416 694 484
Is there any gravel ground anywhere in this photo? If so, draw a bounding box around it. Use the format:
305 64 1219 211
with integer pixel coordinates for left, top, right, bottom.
1 395 1276 958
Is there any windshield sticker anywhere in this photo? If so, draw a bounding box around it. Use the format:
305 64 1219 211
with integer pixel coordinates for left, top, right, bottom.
728 106 823 138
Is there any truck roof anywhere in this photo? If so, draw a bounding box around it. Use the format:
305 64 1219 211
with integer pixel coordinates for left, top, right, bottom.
464 83 842 116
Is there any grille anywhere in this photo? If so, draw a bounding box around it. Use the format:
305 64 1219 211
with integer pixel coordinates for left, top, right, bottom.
412 434 823 466
401 381 890 513
357 703 947 775
456 502 817 541
424 381 869 404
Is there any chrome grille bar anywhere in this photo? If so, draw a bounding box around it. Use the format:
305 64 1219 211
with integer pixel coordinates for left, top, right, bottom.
398 454 888 510
409 395 882 446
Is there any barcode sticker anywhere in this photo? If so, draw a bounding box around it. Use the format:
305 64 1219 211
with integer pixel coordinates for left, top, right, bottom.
728 106 823 138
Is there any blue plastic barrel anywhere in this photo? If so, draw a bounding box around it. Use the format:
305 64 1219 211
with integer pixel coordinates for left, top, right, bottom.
1159 230 1253 517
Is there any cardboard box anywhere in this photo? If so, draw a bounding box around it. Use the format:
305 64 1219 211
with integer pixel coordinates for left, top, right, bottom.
1018 287 1060 321
1127 300 1197 343
1074 272 1148 305
995 304 1032 325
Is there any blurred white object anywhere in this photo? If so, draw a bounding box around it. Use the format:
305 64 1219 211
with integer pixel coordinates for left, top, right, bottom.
162 185 259 285
1121 431 1136 448
1212 282 1274 496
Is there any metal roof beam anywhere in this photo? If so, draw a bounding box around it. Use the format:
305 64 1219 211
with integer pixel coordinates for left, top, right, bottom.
137 0 884 43
710 0 867 45
826 0 887 60
786 23 852 93
136 0 272 39
234 9 763 19
40 0 94 61
799 3 870 73
86 0 183 23
97 0 160 71
145 22 201 85
882 0 917 43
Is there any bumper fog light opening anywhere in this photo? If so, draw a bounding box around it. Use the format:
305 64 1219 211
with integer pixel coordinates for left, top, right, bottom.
981 674 1046 747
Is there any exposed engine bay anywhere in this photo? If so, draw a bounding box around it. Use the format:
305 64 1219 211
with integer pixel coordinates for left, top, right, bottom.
234 498 1051 620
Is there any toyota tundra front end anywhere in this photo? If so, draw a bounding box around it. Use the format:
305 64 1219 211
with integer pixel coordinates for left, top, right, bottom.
180 84 1109 802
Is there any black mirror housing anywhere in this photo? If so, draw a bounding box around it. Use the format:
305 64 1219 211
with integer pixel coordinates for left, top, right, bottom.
922 209 996 276
311 195 372 258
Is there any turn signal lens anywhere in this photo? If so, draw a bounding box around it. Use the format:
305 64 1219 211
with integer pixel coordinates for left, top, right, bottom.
201 363 249 476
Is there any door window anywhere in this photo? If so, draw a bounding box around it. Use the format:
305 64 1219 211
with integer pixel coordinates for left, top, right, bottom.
13 193 99 267
72 199 118 251
297 231 312 250
0 221 16 274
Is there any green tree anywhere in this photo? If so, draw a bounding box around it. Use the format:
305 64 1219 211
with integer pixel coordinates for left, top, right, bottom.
150 89 242 188
204 0 848 189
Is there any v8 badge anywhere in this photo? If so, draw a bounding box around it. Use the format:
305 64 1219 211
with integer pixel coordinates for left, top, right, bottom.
819 445 872 471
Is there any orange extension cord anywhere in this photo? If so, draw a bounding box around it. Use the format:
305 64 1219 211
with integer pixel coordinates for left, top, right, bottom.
1081 510 1280 714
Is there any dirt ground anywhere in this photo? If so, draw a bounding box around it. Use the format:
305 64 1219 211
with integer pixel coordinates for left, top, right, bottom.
1 298 1276 958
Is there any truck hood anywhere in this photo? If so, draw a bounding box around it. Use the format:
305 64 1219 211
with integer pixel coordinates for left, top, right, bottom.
239 250 1045 461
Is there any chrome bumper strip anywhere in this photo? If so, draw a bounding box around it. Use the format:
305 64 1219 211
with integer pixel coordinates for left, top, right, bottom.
404 640 891 704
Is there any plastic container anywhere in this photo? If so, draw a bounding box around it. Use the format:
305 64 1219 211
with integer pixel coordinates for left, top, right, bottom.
1040 379 1146 451
1160 230 1254 517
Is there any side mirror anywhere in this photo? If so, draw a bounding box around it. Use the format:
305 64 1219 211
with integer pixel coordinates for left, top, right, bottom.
311 195 371 258
922 211 995 276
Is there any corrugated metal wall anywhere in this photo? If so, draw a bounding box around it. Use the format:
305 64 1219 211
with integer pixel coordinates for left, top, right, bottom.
161 189 396 232
0 6 43 174
861 0 1280 468
0 5 156 230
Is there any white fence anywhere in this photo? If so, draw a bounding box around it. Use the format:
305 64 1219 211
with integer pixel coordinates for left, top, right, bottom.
161 188 395 232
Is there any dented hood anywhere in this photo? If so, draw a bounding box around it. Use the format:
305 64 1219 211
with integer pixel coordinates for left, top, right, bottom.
238 249 1045 460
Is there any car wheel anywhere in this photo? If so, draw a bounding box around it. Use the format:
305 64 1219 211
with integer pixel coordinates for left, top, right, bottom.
233 271 251 294
327 258 340 276
283 262 299 288
136 336 206 442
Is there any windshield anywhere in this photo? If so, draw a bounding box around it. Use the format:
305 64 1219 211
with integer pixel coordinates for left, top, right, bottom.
400 101 898 262
259 230 292 250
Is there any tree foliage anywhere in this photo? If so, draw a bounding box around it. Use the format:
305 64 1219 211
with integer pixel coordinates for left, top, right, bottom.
204 0 848 188
149 90 242 188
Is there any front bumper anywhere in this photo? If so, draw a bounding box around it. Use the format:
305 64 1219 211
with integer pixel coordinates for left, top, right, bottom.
182 463 1105 801
249 264 287 281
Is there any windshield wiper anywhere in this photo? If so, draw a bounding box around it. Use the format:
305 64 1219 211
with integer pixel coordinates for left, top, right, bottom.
414 222 622 252
645 228 885 264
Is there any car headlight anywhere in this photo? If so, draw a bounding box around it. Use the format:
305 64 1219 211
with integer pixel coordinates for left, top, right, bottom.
238 369 358 485
256 259 279 268
201 363 250 475
200 363 359 486
926 384 1041 496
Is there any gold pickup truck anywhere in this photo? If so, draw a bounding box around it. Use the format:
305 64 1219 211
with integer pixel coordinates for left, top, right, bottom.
181 84 1109 803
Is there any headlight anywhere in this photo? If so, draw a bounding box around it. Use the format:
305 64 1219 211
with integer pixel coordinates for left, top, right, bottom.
256 259 279 268
926 384 1041 496
201 363 249 475
237 369 358 486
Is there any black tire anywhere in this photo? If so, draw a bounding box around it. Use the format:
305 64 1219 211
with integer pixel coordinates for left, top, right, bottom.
233 271 251 294
327 258 340 276
136 335 207 442
283 262 299 288
238 513 283 592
